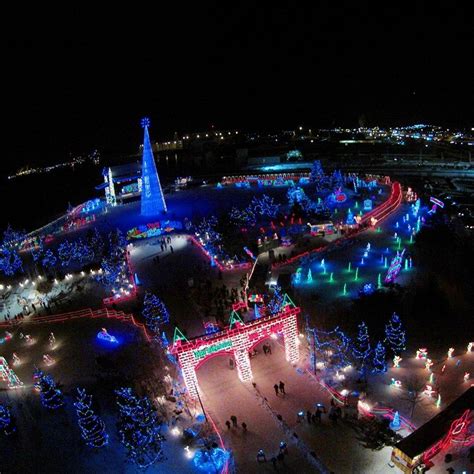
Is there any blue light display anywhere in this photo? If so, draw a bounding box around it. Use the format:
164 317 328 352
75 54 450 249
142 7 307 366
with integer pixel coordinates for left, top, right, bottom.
97 328 119 344
140 118 167 216
193 447 229 472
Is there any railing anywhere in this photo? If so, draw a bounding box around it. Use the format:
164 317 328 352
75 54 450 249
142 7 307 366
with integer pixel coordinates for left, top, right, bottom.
188 235 251 272
0 307 151 342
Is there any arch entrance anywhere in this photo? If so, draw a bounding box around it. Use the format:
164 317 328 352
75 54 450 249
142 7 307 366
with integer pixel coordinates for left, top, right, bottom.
169 297 300 398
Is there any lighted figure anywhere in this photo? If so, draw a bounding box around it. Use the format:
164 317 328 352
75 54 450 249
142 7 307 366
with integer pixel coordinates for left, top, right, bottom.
416 348 428 359
12 353 20 366
393 355 402 368
390 378 402 388
468 342 473 353
97 328 118 344
429 372 434 384
447 347 454 358
384 249 405 284
366 243 371 251
464 372 470 382
306 268 313 283
49 332 56 349
363 251 368 258
436 394 441 408
425 358 433 371
395 221 399 228
424 384 435 397
320 259 325 267
24 334 33 345
441 364 446 373
360 257 365 265
43 354 55 366
389 411 401 431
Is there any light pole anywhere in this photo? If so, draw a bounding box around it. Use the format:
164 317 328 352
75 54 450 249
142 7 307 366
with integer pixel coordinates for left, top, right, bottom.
244 255 259 307
192 379 208 423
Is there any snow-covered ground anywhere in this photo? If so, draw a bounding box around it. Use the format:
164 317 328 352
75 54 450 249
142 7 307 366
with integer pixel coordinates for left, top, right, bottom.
2 182 470 473
0 317 199 474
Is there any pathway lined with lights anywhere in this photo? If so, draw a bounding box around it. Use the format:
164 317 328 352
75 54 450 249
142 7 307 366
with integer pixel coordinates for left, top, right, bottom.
270 181 403 270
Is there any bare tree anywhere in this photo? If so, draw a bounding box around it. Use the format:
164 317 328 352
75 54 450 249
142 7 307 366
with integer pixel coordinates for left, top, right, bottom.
399 375 426 418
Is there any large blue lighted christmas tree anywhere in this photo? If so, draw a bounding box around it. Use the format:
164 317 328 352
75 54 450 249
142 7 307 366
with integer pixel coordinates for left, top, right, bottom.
140 118 167 216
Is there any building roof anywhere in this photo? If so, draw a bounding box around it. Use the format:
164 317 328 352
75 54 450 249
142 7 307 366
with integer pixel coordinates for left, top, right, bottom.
395 387 474 459
102 162 141 178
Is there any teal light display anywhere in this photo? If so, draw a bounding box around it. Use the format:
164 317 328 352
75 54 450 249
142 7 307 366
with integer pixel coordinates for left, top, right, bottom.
140 118 167 216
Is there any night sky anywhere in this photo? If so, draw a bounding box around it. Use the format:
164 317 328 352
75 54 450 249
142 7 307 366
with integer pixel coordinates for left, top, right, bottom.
3 4 472 172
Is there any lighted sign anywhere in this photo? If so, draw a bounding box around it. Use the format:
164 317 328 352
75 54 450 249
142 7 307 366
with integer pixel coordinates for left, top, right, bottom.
193 340 233 360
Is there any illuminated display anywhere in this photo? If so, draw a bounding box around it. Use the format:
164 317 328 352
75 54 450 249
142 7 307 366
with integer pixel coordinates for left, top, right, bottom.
170 300 300 398
140 118 167 216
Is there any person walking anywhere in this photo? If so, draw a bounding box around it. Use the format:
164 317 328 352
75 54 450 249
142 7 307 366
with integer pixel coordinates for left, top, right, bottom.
306 410 312 423
279 381 285 394
257 449 266 463
170 245 174 253
267 344 272 354
274 384 279 396
315 407 322 423
225 420 231 429
230 415 238 427
241 422 247 431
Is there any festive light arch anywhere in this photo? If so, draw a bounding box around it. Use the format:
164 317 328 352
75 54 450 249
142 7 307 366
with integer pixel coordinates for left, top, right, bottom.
169 300 300 398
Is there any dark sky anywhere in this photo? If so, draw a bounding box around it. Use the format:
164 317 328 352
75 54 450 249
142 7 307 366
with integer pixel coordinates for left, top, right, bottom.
3 4 473 172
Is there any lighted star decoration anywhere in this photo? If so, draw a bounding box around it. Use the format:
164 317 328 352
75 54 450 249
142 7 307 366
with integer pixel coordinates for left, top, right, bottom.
141 117 151 128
